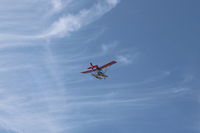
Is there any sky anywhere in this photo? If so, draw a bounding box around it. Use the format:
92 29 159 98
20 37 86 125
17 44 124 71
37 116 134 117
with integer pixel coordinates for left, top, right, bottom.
0 0 199 133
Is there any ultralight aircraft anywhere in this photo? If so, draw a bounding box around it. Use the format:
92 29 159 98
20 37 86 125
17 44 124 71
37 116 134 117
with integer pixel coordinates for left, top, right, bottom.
81 60 117 79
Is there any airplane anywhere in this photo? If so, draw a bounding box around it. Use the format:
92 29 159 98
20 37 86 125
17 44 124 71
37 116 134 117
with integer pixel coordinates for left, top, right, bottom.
81 60 117 79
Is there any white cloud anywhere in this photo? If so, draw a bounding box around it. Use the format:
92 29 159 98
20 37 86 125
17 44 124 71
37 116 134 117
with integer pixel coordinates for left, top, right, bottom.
172 88 190 94
102 42 118 53
51 0 63 11
38 0 120 38
0 0 120 44
40 14 82 38
117 55 133 64
116 49 140 65
107 0 120 6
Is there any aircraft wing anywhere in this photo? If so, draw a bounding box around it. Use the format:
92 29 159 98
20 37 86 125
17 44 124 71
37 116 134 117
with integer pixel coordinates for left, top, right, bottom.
81 69 98 74
81 60 117 74
99 60 117 69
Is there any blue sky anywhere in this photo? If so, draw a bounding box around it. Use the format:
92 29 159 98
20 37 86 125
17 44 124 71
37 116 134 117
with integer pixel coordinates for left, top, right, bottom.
0 0 199 133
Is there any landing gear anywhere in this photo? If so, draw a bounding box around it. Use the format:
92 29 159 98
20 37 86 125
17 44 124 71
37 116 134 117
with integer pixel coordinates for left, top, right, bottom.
91 73 103 79
91 71 108 80
97 71 108 78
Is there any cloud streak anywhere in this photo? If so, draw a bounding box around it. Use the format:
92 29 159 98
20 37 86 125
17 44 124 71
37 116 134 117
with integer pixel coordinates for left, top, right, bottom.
51 0 63 11
38 0 120 38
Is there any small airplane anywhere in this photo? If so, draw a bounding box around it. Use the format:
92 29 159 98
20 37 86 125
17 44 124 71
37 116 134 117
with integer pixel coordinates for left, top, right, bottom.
81 60 117 79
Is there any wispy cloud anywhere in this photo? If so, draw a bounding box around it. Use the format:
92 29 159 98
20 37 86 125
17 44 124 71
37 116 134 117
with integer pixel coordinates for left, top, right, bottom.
116 55 133 64
0 0 120 49
51 0 63 11
116 50 140 65
38 0 120 38
101 41 118 53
